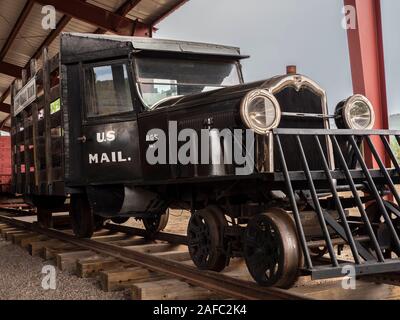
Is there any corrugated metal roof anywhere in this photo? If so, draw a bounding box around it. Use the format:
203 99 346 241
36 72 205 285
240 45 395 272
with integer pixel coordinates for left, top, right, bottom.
0 0 187 125
0 0 28 52
128 0 184 24
87 0 127 12
4 3 64 67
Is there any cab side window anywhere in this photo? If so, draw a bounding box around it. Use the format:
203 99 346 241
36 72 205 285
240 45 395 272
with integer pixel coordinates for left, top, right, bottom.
84 62 133 118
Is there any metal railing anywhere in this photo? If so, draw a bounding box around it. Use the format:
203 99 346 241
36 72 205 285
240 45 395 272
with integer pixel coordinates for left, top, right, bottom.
273 128 400 279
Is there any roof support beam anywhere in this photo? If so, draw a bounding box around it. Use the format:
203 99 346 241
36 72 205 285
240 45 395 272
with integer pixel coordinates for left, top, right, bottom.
344 0 389 167
0 88 10 104
35 0 150 36
0 0 35 61
0 62 23 78
94 0 151 36
0 103 10 114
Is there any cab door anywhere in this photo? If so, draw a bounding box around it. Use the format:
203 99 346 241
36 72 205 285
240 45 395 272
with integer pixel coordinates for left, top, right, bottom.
79 60 141 184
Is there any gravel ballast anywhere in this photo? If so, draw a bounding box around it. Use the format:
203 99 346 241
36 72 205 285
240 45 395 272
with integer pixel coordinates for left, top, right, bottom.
0 210 191 300
0 238 126 300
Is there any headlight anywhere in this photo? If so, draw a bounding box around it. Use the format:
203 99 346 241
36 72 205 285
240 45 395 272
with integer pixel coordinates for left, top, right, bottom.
240 89 281 134
335 94 375 130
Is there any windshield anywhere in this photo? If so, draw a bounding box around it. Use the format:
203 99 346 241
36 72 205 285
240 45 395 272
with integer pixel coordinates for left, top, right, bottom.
135 57 241 109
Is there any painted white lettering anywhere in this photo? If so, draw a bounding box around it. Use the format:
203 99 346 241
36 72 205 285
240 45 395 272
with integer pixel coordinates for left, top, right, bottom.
100 153 110 163
97 132 105 143
117 151 127 162
89 154 98 164
107 131 116 142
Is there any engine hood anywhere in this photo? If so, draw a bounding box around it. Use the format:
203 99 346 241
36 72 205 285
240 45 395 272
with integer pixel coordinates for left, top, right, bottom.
151 74 326 111
152 80 265 110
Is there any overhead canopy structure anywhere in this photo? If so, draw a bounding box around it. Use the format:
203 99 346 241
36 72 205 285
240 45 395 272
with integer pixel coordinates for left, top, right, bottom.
0 0 188 130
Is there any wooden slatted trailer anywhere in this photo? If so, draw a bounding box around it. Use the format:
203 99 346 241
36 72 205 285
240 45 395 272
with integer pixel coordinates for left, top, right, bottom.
11 48 66 225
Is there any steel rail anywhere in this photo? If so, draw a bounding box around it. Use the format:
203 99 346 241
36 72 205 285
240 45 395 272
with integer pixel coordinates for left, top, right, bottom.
0 214 310 300
103 223 188 245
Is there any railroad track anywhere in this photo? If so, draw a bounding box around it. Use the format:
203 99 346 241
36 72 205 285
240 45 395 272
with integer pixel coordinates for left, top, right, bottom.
1 212 400 300
0 213 308 300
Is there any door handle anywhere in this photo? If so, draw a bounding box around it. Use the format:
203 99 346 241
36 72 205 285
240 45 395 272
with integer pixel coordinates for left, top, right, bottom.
77 135 87 143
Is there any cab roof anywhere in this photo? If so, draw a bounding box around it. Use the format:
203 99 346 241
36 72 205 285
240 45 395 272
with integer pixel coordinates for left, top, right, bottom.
61 33 249 63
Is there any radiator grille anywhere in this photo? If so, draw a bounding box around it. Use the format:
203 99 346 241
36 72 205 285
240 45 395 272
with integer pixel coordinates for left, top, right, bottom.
274 87 329 171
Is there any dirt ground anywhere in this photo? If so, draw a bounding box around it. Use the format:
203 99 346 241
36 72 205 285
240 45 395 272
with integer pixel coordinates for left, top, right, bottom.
126 209 190 235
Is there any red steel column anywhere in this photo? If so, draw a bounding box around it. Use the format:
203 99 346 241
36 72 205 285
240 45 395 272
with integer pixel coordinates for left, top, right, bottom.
344 0 389 167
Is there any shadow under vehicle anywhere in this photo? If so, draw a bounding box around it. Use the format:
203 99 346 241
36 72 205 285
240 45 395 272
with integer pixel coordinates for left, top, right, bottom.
10 33 400 288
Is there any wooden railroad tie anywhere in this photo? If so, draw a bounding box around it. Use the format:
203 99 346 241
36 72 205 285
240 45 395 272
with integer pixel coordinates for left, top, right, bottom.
131 279 222 300
29 239 67 256
77 256 122 278
56 250 97 272
0 223 10 229
292 278 400 300
11 231 37 244
99 267 167 292
153 250 191 261
125 243 184 254
4 230 30 241
20 235 49 248
92 233 130 242
43 243 79 260
1 227 19 237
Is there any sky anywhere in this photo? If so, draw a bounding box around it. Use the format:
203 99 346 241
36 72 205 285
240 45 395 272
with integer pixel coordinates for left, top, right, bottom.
381 0 400 116
155 0 399 118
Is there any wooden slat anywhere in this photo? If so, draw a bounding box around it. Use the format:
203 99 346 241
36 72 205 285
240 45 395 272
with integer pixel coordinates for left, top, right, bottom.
49 54 60 73
32 103 40 187
50 85 60 103
42 48 53 186
15 118 22 193
22 111 31 193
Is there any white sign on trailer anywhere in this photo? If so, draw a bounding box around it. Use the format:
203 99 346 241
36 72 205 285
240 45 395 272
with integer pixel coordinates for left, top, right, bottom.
13 77 37 116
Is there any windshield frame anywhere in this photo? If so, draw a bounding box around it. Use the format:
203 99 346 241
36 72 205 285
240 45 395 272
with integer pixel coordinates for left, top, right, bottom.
132 54 244 111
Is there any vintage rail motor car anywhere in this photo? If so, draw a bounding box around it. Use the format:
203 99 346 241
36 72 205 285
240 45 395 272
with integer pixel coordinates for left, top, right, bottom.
10 33 400 288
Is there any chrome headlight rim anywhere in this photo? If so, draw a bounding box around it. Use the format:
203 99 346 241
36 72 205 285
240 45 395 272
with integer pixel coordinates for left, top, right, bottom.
240 89 282 135
341 94 375 130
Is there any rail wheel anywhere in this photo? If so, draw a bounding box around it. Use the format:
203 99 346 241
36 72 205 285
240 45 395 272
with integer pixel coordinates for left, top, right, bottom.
143 211 169 234
244 209 301 288
366 201 400 257
187 206 228 272
69 193 97 238
111 217 130 224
